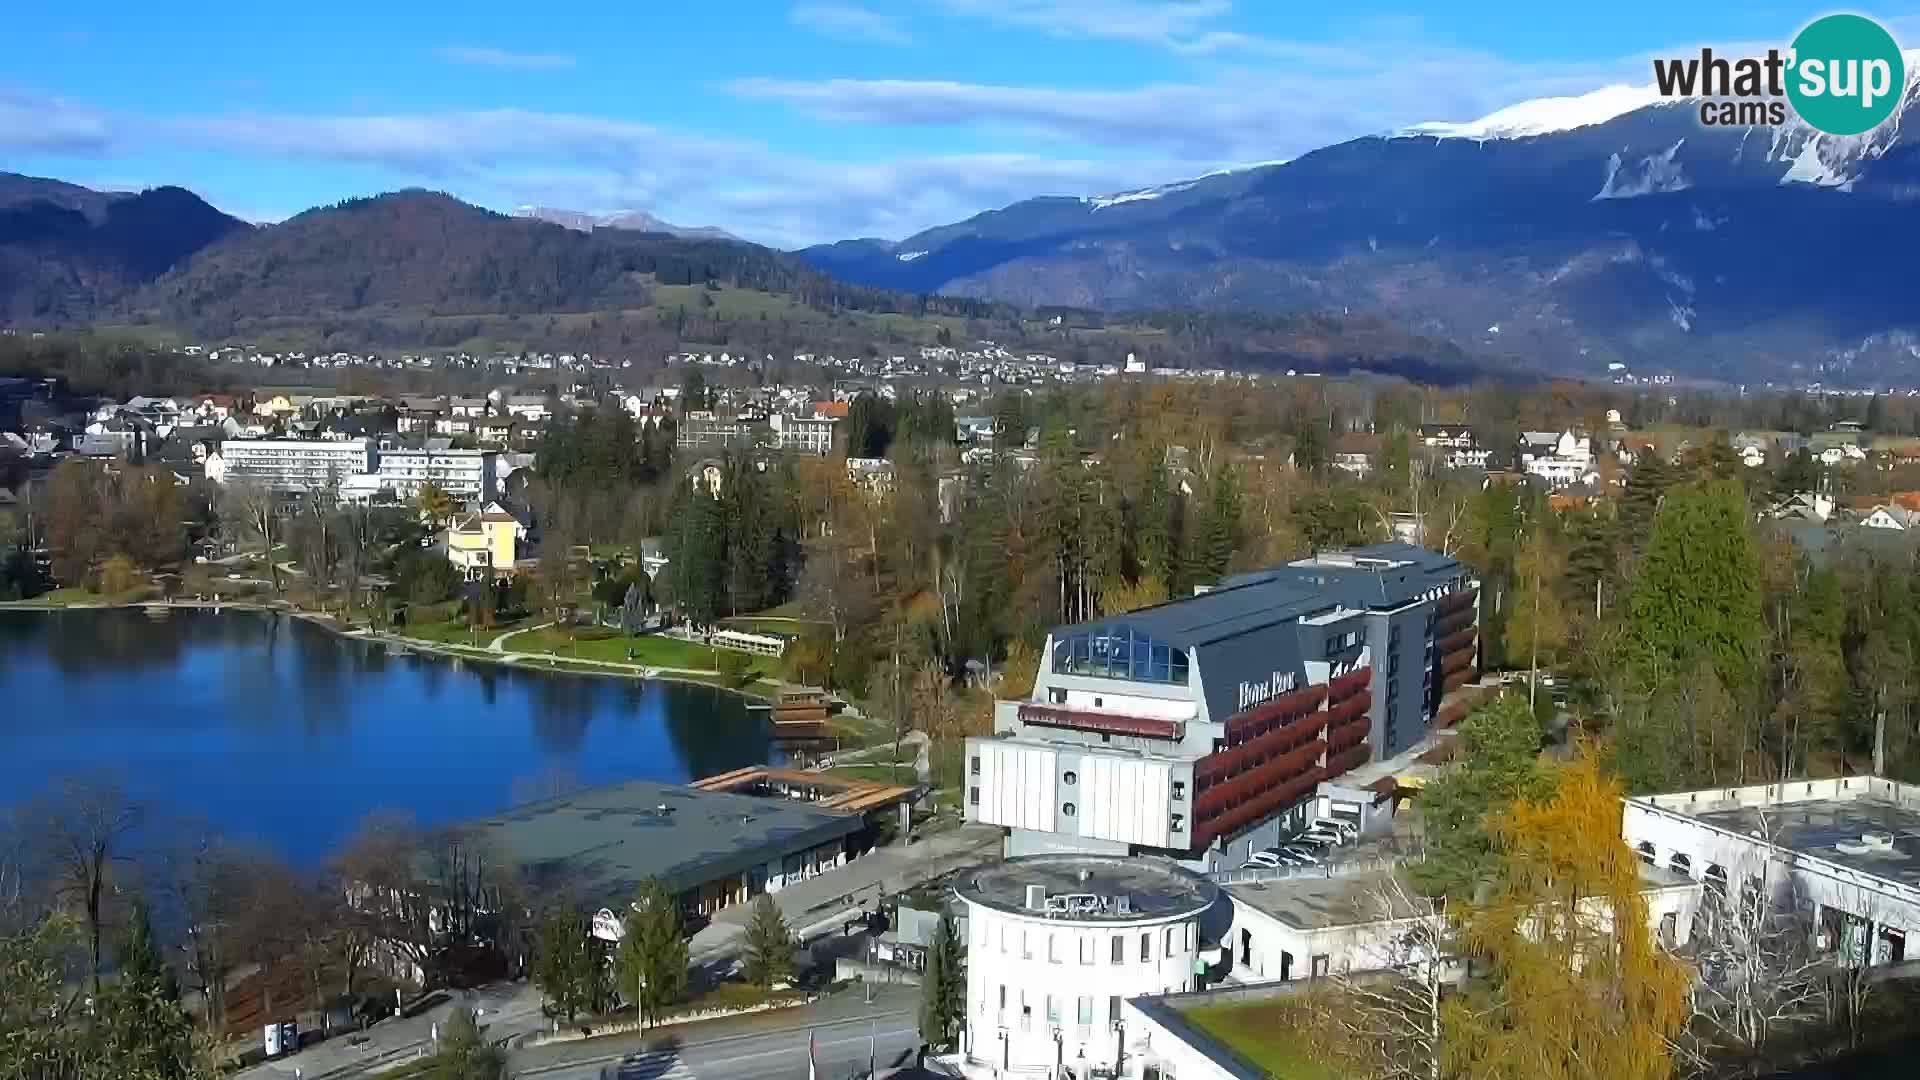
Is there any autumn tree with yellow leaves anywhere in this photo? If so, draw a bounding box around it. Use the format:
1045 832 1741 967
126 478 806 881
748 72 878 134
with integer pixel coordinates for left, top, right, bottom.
1442 749 1692 1080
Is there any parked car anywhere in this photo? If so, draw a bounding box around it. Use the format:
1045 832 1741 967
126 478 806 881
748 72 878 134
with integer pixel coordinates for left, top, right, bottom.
1278 844 1324 864
1244 850 1283 869
1302 825 1348 846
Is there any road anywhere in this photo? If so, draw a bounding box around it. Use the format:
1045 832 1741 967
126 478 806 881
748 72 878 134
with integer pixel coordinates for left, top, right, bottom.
511 1007 921 1080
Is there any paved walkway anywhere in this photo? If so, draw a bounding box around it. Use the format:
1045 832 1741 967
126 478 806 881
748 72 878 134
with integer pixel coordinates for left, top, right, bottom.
690 823 1001 968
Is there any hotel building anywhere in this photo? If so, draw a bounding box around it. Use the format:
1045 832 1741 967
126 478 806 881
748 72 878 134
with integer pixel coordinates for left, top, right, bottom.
966 543 1479 870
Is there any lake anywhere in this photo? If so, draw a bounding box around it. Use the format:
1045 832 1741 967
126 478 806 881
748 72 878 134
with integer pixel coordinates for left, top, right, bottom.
0 608 776 863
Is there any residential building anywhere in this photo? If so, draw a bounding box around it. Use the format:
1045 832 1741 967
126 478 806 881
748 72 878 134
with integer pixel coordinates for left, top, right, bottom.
677 413 763 449
1520 430 1595 490
769 412 838 455
447 504 527 580
953 854 1221 1075
502 395 551 421
208 438 375 491
1417 424 1476 449
1622 775 1920 967
1861 504 1919 531
375 448 498 503
965 543 1479 871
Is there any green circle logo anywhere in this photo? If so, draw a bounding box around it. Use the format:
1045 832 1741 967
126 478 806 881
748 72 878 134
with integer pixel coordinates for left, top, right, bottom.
1787 14 1905 135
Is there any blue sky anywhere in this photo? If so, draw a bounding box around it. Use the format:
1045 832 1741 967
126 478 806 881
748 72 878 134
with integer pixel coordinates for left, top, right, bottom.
4 2 1916 247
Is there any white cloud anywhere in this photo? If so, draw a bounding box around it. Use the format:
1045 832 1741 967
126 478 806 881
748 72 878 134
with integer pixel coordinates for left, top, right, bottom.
435 45 576 71
0 89 115 155
790 3 914 45
938 0 1233 49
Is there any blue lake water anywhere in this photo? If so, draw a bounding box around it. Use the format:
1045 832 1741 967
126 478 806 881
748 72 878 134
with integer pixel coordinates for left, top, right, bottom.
0 608 774 863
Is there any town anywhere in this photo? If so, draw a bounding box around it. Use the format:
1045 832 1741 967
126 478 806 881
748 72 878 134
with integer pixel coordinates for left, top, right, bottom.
8 334 1920 1080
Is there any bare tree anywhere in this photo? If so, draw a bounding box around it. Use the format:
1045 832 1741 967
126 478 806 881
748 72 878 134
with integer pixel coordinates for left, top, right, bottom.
220 480 281 593
333 813 440 988
1323 870 1449 1080
1681 823 1830 1076
152 824 248 1035
33 776 142 996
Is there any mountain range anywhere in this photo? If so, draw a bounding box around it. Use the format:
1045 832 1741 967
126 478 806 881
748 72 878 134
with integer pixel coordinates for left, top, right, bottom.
9 66 1920 385
799 68 1920 384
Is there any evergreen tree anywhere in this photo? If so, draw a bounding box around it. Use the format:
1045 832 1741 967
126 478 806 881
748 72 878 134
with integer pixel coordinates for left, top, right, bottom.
741 894 795 991
1626 479 1763 690
534 909 605 1023
918 915 966 1051
1410 694 1548 903
428 1007 504 1080
616 879 689 1028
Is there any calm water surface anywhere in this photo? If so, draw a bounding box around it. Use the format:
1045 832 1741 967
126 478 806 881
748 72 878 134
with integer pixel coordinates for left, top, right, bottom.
0 609 774 862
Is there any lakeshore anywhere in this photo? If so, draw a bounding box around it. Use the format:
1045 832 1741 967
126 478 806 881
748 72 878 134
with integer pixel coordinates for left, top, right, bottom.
0 606 782 861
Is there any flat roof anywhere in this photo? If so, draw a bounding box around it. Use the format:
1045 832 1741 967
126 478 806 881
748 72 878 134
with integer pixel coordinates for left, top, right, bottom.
1227 863 1696 931
464 779 863 908
1632 776 1920 891
953 854 1219 923
1691 798 1920 891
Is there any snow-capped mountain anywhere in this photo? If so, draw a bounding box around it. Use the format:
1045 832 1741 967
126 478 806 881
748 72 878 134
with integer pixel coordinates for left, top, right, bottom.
513 205 740 243
798 68 1920 382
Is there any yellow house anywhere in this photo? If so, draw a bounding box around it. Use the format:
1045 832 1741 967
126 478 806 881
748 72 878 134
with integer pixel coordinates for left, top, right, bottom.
447 505 527 580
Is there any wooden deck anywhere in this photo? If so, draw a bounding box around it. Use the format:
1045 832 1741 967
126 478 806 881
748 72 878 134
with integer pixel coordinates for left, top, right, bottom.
690 766 916 815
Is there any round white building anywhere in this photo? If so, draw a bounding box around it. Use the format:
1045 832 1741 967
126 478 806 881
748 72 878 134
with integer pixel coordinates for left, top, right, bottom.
953 854 1220 1078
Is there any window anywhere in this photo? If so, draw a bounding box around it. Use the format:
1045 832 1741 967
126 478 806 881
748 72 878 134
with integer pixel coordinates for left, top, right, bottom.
1080 936 1094 964
1165 927 1177 957
1311 955 1330 978
1000 925 1008 954
1185 922 1196 950
1022 930 1032 959
970 756 981 775
1050 626 1189 684
1062 802 1076 817
1063 770 1077 786
1077 996 1093 1025
999 985 1007 1009
1046 995 1060 1024
1112 936 1124 964
968 787 979 806
1170 814 1185 832
1109 996 1121 1024
1093 697 1104 708
1050 688 1068 704
1140 932 1151 962
1171 780 1185 802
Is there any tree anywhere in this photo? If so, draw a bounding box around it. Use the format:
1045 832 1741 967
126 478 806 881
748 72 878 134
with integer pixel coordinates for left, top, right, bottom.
740 894 794 991
1409 695 1545 903
427 1006 504 1080
1442 749 1692 1080
220 479 282 593
534 908 604 1023
616 879 689 1028
1680 821 1829 1076
98 900 201 1080
118 895 177 1002
1627 479 1763 691
333 813 440 988
416 480 457 529
918 915 965 1051
33 776 142 997
1508 526 1568 707
1324 872 1447 1080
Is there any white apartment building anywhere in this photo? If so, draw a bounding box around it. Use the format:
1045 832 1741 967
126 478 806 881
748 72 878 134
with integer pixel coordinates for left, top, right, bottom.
209 439 375 491
954 855 1221 1076
769 412 838 455
374 448 498 502
1520 430 1595 490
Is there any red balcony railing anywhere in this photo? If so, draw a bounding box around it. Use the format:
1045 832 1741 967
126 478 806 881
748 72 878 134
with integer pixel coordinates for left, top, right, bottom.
1437 588 1478 617
1195 712 1329 787
1016 704 1183 740
1223 684 1329 741
1324 743 1372 779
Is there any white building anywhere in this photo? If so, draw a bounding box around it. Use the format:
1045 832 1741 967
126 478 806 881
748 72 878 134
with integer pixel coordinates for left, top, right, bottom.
1520 430 1596 490
954 855 1222 1076
374 448 498 503
1622 775 1920 967
209 438 375 491
769 412 838 455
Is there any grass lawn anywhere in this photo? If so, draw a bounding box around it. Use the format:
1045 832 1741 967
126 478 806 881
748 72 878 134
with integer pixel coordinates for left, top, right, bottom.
508 627 776 676
1179 1002 1342 1080
402 617 527 646
826 763 919 786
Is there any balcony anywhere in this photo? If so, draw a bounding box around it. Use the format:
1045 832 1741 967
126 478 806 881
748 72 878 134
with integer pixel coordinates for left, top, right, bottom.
1325 743 1371 777
1436 588 1478 617
1437 626 1477 658
1223 684 1329 740
1196 713 1329 787
1328 667 1372 699
1015 703 1183 741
